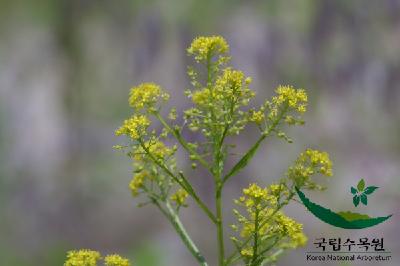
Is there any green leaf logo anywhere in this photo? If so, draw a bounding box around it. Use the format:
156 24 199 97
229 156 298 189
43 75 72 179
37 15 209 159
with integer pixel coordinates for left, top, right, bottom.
353 195 360 207
351 179 378 207
357 179 365 191
364 186 378 195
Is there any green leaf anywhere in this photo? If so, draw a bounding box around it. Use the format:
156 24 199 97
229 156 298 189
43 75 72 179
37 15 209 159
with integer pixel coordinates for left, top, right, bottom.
223 136 264 183
337 211 371 221
357 179 365 191
364 186 378 195
361 194 368 205
353 195 360 207
351 187 357 194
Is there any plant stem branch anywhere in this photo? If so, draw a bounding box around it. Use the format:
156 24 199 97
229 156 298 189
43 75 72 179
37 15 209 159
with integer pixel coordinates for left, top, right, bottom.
216 184 225 266
154 112 212 172
250 207 260 266
224 191 295 265
154 199 208 266
222 104 289 184
138 140 217 224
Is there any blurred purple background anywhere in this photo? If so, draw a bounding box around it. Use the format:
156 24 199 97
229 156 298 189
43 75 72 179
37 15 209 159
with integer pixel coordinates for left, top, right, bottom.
0 1 399 265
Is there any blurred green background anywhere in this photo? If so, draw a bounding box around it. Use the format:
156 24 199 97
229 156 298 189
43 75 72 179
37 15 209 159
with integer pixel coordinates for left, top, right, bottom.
0 0 399 265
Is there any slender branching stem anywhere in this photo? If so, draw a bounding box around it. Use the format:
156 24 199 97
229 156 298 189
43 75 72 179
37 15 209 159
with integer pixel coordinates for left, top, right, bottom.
138 140 217 224
250 207 260 266
222 104 289 184
153 199 208 266
224 191 295 266
154 112 212 173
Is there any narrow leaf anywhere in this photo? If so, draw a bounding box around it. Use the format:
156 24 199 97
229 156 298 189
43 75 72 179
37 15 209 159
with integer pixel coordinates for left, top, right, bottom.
357 179 365 191
351 187 357 194
223 136 265 183
364 186 379 195
353 195 360 207
361 194 368 205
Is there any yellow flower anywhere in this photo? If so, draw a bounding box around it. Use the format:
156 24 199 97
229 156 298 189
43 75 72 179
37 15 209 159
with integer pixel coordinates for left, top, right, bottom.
115 115 150 140
269 183 289 197
240 247 253 257
134 140 175 161
215 68 245 93
232 183 307 261
243 183 268 199
170 188 189 206
275 213 307 248
104 254 131 266
187 36 229 62
273 86 307 109
129 83 169 111
64 249 101 266
268 85 308 121
301 149 333 176
129 171 151 196
186 67 255 138
287 149 333 190
192 88 211 106
250 110 265 124
291 232 308 247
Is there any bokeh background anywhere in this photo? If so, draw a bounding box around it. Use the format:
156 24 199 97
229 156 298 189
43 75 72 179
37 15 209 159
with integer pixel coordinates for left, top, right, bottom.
0 1 399 265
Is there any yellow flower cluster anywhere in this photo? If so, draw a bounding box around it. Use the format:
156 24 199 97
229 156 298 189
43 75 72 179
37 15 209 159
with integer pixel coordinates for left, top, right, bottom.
288 149 333 190
272 85 308 113
133 140 176 161
303 149 333 176
215 68 245 93
64 250 131 266
240 247 253 258
170 188 189 206
104 254 131 266
186 68 255 137
115 115 150 140
129 171 151 196
261 85 308 126
249 110 265 125
275 213 308 248
268 183 287 195
249 85 308 132
232 183 306 262
234 184 279 237
187 36 229 62
129 83 169 111
191 88 211 106
129 140 177 198
243 183 269 200
64 249 101 266
191 69 254 106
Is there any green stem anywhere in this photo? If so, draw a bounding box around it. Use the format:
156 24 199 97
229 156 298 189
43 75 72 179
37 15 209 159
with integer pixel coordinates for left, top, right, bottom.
216 184 225 266
225 191 295 265
178 172 218 224
257 237 280 259
250 207 260 266
138 140 217 224
154 112 211 172
204 50 226 266
155 200 208 266
260 248 284 266
222 104 289 184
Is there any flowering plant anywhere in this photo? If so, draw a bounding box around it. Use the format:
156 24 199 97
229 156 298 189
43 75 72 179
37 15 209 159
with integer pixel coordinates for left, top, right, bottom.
64 36 333 266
